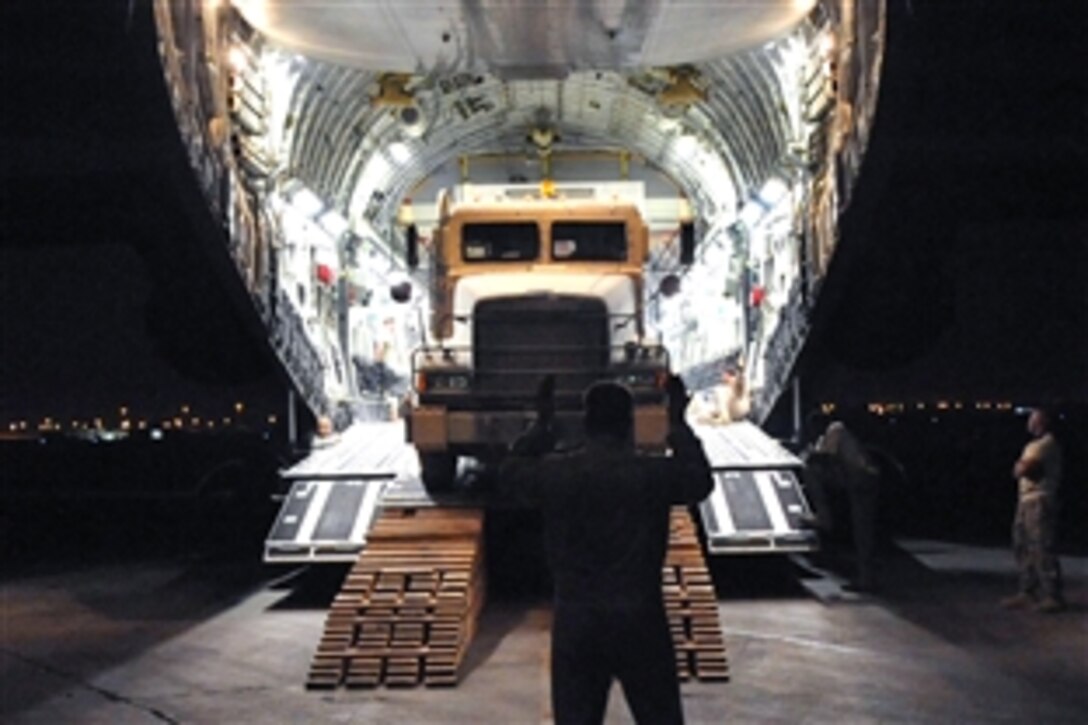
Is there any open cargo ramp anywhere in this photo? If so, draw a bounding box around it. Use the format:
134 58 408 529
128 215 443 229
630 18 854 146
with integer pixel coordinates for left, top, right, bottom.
692 421 817 554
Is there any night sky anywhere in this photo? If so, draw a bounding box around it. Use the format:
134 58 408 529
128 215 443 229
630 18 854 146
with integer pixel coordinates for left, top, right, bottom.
807 0 1086 405
1 0 1085 423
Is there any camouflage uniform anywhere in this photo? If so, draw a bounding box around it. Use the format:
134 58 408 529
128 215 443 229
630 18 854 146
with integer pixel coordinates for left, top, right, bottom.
1012 432 1063 602
501 422 712 725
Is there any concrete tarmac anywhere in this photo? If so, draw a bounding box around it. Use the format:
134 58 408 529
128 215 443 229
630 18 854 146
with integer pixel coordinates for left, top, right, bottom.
3 534 1086 724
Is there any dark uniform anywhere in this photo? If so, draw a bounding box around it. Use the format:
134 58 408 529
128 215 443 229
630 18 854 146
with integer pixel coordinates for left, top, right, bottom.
814 421 881 592
501 406 712 725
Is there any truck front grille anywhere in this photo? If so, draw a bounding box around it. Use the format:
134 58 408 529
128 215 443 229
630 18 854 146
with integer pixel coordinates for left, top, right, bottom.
473 295 609 401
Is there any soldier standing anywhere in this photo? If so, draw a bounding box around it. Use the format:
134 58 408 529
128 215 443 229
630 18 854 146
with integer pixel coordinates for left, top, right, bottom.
1002 408 1065 613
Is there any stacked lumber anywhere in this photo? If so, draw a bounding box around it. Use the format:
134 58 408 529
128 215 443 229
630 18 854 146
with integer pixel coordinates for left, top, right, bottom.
306 507 486 689
664 507 730 682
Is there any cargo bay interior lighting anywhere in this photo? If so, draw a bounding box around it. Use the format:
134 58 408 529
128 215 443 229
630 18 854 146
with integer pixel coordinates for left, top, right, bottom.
318 210 350 239
388 141 413 165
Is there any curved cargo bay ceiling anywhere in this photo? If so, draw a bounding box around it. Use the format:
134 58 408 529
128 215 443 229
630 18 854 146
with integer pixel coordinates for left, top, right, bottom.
154 0 887 418
232 0 820 231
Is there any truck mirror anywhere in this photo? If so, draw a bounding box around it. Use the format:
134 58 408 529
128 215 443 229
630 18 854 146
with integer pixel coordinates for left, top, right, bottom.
406 224 419 270
679 221 696 265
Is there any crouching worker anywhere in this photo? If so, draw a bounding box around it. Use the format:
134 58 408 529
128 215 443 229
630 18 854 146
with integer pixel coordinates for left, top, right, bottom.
499 375 713 725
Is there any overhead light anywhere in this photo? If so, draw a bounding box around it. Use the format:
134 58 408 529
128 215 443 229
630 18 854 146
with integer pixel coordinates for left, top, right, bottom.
672 134 698 156
738 202 763 229
819 31 836 58
291 187 324 217
756 178 789 208
388 141 412 164
657 116 681 133
319 210 349 238
227 45 250 73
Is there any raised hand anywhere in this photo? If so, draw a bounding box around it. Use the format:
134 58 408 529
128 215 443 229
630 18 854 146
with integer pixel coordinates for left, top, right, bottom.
536 374 556 426
666 374 690 424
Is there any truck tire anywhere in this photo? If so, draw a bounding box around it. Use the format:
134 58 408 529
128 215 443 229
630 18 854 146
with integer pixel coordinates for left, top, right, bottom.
420 452 457 493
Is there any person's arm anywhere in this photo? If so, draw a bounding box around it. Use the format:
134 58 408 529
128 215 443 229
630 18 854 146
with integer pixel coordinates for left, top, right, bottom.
498 376 557 505
499 451 555 505
665 375 714 504
1013 455 1041 481
1014 440 1050 482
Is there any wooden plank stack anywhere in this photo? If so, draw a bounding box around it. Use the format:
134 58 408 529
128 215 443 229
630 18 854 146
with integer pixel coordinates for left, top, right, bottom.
306 507 486 689
664 507 730 682
306 504 727 689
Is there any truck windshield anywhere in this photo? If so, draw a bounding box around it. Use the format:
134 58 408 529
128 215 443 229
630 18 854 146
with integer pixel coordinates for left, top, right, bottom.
462 222 540 262
551 222 628 261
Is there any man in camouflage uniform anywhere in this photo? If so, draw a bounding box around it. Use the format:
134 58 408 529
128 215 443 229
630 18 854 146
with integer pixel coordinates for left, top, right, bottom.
501 376 712 725
1002 408 1065 613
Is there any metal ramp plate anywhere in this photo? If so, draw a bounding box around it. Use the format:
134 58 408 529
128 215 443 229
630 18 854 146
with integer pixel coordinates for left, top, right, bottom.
267 421 419 563
691 421 803 470
281 421 417 481
692 422 816 554
265 479 388 562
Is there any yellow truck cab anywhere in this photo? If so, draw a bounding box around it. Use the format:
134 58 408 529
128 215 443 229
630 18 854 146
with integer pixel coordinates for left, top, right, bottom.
407 192 670 491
